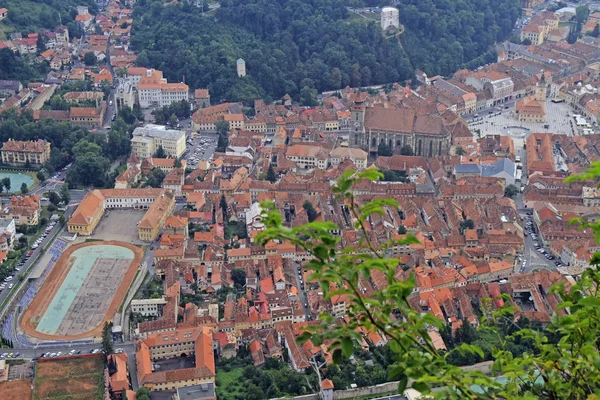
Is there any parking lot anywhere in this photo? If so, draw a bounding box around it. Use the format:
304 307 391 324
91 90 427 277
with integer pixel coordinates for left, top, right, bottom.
184 133 218 169
467 99 579 138
518 212 562 274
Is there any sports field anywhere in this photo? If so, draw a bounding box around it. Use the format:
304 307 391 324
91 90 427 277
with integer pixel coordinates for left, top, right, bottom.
22 241 143 340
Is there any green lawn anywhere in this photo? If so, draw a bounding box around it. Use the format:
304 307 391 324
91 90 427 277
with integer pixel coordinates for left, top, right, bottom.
216 367 245 399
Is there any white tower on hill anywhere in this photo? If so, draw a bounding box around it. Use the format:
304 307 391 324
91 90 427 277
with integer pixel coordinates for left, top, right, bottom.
237 58 246 78
381 6 400 31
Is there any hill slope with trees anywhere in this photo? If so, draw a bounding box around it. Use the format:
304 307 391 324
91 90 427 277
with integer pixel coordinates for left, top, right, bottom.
130 0 520 103
0 0 97 34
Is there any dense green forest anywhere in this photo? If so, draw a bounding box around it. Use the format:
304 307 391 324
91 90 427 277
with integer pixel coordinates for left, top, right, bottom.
131 0 520 103
398 0 521 75
0 48 49 83
0 0 97 34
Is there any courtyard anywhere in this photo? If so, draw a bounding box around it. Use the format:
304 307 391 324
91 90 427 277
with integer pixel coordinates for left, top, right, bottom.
90 209 147 244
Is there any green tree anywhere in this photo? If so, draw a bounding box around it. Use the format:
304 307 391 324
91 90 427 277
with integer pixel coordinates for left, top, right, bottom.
169 113 178 127
303 200 318 223
459 219 475 234
60 182 70 205
136 387 150 400
101 321 114 357
36 170 46 181
20 182 28 194
300 86 318 106
455 146 466 156
593 24 600 38
220 194 228 222
84 51 97 66
398 225 407 234
36 34 48 53
521 38 532 45
146 168 166 188
48 191 61 207
377 142 393 157
504 184 519 198
266 163 277 183
174 157 182 168
236 220 248 239
231 268 246 289
576 5 590 24
153 145 167 158
216 120 230 152
2 177 10 193
400 145 414 156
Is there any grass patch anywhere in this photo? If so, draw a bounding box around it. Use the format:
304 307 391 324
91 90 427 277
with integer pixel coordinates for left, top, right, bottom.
216 367 245 398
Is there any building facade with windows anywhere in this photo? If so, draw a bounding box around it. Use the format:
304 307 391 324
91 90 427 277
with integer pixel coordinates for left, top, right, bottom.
0 139 51 166
131 124 186 159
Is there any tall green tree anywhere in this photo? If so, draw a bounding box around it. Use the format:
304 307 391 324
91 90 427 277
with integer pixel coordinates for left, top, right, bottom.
153 145 167 158
84 51 97 66
231 269 246 289
20 182 28 194
504 184 519 198
48 191 61 207
101 321 114 357
266 163 277 183
2 177 10 193
146 168 165 188
220 194 228 222
377 142 393 157
303 200 318 223
60 182 70 205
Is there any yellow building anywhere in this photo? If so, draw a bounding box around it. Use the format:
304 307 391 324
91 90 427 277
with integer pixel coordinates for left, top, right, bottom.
520 23 544 45
67 188 172 239
223 114 244 130
0 139 51 166
131 124 186 159
138 191 175 241
67 190 106 235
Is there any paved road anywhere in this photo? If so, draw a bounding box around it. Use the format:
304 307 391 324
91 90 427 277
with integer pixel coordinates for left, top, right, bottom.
292 261 310 319
30 168 68 196
0 207 73 308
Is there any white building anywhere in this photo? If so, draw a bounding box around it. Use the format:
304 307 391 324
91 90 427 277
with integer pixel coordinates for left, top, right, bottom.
237 58 246 78
126 68 189 109
131 124 187 159
131 297 168 317
381 7 400 31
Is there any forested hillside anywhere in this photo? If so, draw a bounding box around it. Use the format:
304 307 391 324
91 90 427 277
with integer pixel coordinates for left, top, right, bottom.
131 0 520 103
398 0 521 74
0 0 97 33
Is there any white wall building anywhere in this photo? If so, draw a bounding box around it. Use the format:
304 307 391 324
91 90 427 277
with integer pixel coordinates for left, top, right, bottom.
131 297 168 317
